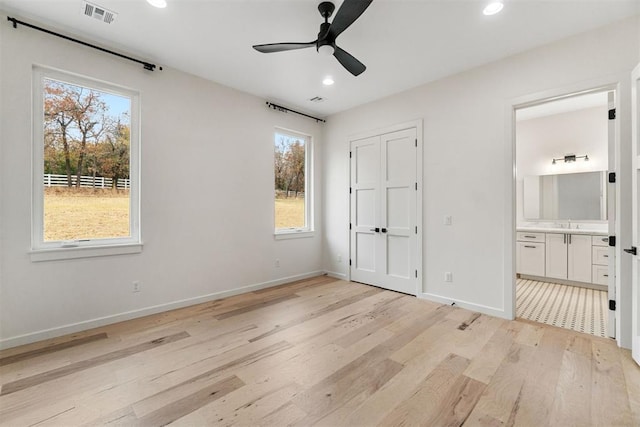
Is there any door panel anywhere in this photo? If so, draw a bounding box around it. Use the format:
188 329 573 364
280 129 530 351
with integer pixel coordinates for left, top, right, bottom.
631 63 639 365
545 233 568 279
350 127 418 295
568 234 592 283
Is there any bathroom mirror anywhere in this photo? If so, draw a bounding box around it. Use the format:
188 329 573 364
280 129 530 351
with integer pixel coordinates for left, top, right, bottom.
523 171 607 220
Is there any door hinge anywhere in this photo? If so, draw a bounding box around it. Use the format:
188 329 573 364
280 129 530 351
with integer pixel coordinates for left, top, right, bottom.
349 187 352 194
349 151 352 158
349 259 352 266
415 226 418 234
608 108 616 120
349 223 352 230
609 236 615 247
415 182 418 191
415 270 418 278
415 138 417 147
609 300 616 311
608 172 616 183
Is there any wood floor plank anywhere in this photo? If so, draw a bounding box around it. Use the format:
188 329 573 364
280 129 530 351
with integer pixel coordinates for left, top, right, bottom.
0 331 189 396
0 333 108 367
379 353 470 426
0 276 636 426
591 338 634 426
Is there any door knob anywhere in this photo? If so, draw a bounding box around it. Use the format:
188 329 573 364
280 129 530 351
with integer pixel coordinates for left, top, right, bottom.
624 246 637 255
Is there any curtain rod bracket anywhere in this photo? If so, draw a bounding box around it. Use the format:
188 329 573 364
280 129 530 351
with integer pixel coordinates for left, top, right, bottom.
265 101 325 123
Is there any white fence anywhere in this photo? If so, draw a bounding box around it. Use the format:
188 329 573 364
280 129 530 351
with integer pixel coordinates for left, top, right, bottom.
44 174 130 189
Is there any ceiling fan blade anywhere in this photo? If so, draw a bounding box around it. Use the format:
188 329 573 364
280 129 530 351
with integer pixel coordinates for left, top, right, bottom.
326 0 373 40
253 42 316 53
333 46 366 76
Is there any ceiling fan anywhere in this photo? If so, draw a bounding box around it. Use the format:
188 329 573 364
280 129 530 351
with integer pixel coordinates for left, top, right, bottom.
252 0 373 77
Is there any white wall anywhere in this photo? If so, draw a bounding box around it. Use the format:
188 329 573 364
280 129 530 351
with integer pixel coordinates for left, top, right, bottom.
516 106 609 224
0 13 324 348
323 17 639 345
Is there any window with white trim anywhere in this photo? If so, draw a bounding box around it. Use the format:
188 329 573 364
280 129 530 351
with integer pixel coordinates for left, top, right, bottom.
274 129 313 237
31 67 141 260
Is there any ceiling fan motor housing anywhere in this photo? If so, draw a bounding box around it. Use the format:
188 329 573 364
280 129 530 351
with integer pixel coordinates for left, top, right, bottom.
318 2 335 19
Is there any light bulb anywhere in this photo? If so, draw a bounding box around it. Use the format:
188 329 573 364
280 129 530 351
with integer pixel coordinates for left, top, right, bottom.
483 1 503 15
146 0 167 8
318 44 335 56
322 77 334 86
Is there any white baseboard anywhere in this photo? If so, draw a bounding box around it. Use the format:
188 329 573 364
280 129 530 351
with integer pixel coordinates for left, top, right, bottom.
419 292 508 320
0 270 324 350
324 270 347 280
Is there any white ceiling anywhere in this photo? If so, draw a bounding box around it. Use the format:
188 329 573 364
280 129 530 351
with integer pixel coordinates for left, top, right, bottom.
1 0 638 117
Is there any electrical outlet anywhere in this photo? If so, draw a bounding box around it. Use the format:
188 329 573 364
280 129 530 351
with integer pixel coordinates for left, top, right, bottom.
337 254 342 262
444 272 453 282
275 259 280 268
132 280 141 293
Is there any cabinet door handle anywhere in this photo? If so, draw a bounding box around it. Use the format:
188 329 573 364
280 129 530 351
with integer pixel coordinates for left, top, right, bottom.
603 254 609 258
524 245 536 248
604 274 609 277
369 228 380 233
602 237 609 242
563 234 566 244
568 234 572 244
524 235 536 238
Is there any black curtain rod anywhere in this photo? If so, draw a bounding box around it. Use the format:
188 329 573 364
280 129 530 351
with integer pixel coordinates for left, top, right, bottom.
7 16 159 72
266 102 326 123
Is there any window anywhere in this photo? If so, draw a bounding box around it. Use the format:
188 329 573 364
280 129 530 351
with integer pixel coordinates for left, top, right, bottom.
274 129 313 237
31 67 141 260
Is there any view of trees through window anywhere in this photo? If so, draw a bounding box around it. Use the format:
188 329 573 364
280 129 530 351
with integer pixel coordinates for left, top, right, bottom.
43 78 131 241
274 132 306 230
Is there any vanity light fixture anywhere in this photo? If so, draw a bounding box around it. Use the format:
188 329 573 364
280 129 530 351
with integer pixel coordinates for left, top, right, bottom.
483 0 504 15
552 154 589 164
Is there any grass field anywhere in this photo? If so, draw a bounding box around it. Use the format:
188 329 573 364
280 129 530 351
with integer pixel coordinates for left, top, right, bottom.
44 188 130 241
275 197 305 229
44 190 304 240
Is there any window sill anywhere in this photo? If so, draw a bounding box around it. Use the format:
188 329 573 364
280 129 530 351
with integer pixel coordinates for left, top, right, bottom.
274 230 315 240
30 242 143 262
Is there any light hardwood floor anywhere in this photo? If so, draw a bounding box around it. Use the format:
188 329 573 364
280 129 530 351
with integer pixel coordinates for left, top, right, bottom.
1 275 638 426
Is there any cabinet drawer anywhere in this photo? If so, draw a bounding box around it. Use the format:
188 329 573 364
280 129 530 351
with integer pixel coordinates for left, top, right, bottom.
592 265 609 286
592 246 610 265
516 242 545 276
592 235 609 247
517 232 545 243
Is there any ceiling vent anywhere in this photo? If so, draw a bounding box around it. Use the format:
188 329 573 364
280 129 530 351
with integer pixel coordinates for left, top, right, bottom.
81 1 117 24
309 96 324 103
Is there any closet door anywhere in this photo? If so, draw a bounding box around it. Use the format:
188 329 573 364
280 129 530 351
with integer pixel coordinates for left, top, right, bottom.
350 128 418 295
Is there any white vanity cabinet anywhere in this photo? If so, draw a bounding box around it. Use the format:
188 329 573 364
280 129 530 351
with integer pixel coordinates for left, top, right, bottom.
545 233 591 282
516 232 545 277
517 229 607 286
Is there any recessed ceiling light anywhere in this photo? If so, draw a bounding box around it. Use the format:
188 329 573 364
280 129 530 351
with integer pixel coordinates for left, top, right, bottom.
146 0 167 8
323 77 334 86
483 0 503 15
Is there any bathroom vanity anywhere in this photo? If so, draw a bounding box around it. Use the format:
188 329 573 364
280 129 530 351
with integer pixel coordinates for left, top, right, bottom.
516 227 609 289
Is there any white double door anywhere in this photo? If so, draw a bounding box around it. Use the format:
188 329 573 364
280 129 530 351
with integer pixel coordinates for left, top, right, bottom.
631 63 640 365
350 128 418 295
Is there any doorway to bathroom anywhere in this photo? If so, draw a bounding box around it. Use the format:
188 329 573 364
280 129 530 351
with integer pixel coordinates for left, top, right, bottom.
514 89 615 338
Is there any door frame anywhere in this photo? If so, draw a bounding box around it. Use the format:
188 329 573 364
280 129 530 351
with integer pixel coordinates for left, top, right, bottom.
506 78 624 342
347 119 424 295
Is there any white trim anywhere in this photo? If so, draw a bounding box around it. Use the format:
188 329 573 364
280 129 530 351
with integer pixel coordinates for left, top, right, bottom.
29 242 143 262
506 75 624 344
274 230 315 240
324 270 347 280
274 127 313 235
0 270 324 350
419 292 507 319
31 66 142 255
